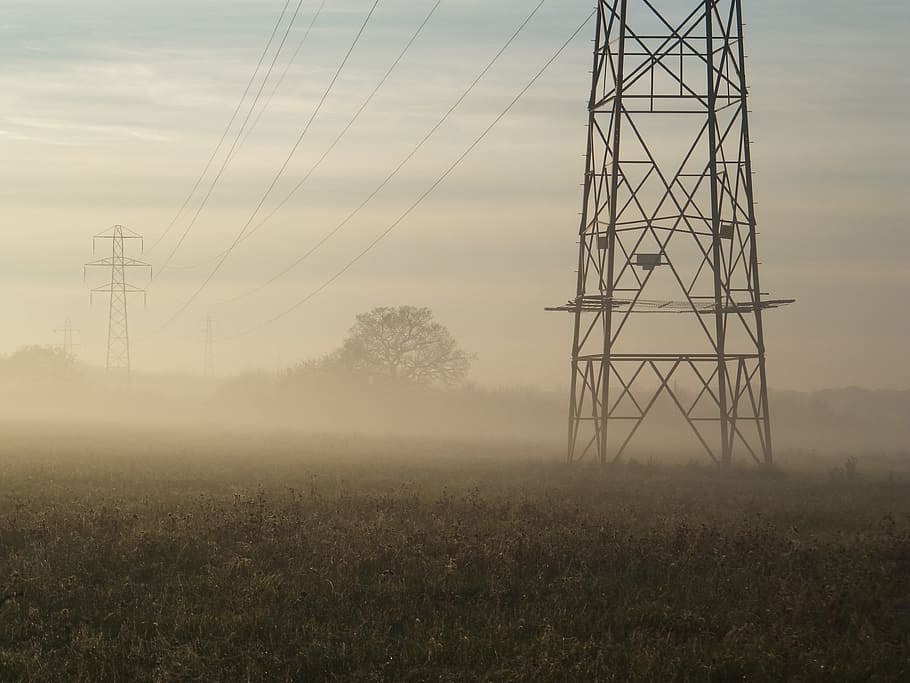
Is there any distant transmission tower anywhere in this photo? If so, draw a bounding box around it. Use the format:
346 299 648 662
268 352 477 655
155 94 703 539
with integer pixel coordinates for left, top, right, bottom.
54 318 81 358
84 226 152 386
550 1 792 465
203 316 215 378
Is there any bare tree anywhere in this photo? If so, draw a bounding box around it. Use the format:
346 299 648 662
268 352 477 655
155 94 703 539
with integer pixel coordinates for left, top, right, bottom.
337 306 472 386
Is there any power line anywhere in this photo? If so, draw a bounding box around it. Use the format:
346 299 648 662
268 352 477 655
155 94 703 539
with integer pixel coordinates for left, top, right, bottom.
225 0 312 163
177 0 441 277
147 0 293 255
201 0 548 307
154 0 308 280
238 0 328 154
158 0 328 274
221 10 595 342
161 0 383 328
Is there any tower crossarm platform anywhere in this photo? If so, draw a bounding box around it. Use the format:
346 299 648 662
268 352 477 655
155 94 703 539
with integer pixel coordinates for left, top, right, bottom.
547 297 794 315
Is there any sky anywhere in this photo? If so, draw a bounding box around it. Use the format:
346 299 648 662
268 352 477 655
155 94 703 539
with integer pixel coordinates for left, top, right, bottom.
0 0 908 391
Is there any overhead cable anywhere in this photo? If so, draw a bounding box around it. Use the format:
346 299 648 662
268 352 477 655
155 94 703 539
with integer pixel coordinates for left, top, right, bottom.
161 0 383 328
237 0 329 153
154 0 308 280
205 0 547 306
183 0 442 277
146 0 293 255
221 9 595 341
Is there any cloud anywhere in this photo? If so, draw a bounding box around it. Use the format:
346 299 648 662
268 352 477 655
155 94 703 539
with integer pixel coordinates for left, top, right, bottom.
5 116 172 143
0 0 907 390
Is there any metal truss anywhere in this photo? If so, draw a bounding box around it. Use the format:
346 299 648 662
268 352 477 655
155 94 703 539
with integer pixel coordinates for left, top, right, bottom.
85 225 152 386
551 0 791 465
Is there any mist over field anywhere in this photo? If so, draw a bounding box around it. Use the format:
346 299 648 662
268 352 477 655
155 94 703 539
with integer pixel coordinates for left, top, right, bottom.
1 345 908 463
2 313 907 678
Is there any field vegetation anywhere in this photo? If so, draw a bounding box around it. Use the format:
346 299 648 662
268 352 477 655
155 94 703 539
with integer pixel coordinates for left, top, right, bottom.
1 425 908 681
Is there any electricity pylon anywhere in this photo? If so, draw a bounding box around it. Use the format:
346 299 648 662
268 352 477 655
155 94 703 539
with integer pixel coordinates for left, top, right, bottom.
54 318 81 358
549 0 792 465
203 316 215 378
84 226 152 386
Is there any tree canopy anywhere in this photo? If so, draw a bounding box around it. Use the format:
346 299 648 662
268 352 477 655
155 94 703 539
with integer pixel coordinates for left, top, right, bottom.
336 306 472 386
1 346 78 384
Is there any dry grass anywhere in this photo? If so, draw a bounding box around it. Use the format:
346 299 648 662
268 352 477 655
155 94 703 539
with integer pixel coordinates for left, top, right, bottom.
1 426 908 681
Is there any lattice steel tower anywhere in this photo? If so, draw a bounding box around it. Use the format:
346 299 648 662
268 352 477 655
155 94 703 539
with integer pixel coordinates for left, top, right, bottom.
85 226 152 385
550 0 792 465
55 318 80 358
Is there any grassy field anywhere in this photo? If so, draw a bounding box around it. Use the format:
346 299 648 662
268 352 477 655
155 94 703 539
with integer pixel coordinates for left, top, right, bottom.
1 425 908 681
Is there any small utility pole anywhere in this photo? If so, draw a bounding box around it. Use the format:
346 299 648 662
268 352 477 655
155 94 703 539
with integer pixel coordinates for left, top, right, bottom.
203 316 215 378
